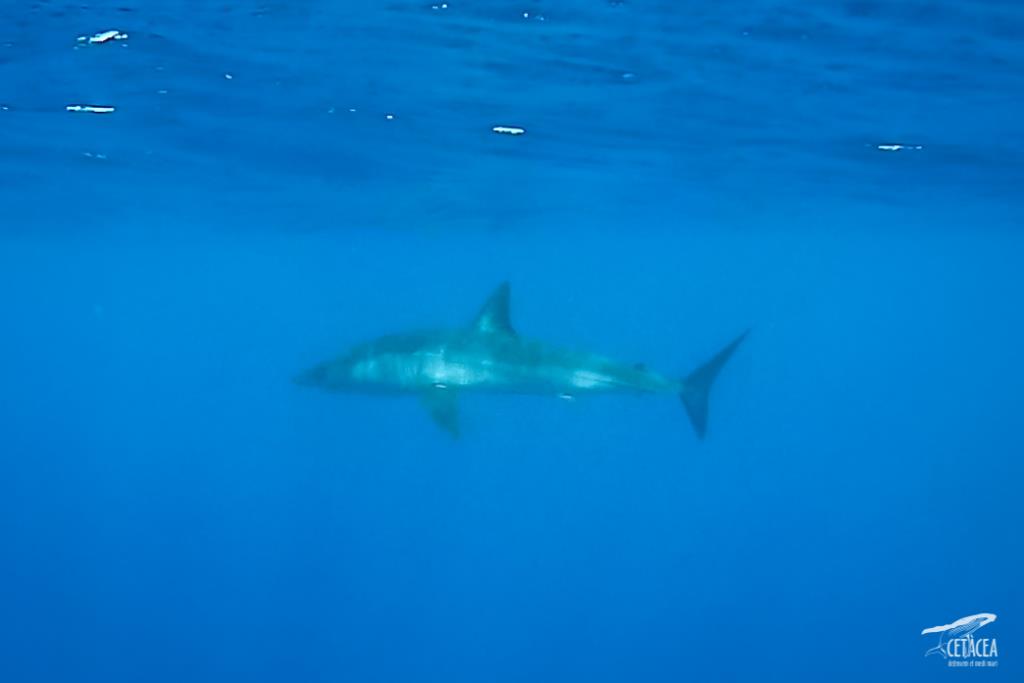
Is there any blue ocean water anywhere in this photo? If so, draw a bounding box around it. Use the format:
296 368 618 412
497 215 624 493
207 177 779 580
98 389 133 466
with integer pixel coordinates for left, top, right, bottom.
1 1 1021 681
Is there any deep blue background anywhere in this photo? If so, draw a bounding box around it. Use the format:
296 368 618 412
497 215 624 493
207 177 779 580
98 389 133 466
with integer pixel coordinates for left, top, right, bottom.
1 1 1021 681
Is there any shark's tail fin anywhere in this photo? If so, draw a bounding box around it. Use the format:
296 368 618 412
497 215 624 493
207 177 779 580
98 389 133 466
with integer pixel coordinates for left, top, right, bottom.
680 330 749 439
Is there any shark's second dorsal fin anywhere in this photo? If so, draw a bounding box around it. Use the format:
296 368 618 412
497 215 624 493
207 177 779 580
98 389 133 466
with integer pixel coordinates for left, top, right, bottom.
472 282 516 336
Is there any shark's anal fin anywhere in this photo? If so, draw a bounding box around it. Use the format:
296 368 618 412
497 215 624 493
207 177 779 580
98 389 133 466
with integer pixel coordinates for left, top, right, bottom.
420 386 460 438
472 282 517 336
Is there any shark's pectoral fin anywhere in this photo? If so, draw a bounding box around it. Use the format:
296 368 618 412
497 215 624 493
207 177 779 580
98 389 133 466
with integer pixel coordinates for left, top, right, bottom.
680 330 749 439
420 386 460 438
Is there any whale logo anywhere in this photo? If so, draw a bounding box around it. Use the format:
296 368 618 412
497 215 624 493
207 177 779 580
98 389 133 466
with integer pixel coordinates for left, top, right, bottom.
922 613 997 660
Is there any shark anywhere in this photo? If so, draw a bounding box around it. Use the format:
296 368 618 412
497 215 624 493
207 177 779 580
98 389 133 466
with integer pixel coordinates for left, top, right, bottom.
294 283 747 438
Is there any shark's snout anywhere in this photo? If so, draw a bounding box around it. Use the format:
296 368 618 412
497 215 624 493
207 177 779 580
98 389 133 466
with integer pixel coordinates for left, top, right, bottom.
293 362 329 387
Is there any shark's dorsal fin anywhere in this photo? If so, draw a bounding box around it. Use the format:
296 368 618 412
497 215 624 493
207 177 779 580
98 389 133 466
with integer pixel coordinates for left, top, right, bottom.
472 282 516 336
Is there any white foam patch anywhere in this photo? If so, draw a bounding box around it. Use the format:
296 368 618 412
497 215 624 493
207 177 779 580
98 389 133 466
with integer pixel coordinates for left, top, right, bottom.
77 30 128 44
877 144 922 152
66 105 115 114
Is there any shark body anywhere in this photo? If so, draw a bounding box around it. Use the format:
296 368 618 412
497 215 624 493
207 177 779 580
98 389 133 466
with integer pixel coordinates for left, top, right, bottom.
295 283 747 438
